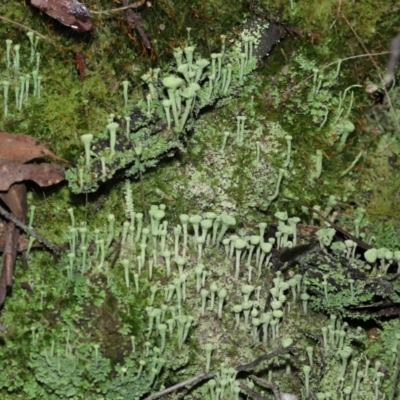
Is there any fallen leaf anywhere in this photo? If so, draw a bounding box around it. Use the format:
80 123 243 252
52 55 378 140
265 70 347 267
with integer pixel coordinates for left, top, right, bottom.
0 183 27 222
0 234 42 252
0 132 70 164
31 0 93 32
0 132 66 309
0 222 19 306
0 161 65 191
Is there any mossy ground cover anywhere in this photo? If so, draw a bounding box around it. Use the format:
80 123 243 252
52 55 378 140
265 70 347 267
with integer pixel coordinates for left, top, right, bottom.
1 0 400 398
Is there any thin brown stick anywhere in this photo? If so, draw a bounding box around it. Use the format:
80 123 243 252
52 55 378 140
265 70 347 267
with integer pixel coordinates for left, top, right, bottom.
283 51 391 96
121 0 151 49
144 345 294 400
236 346 292 371
324 52 391 69
341 13 400 133
144 372 216 400
250 375 282 400
0 16 55 44
280 195 371 250
90 0 146 14
0 204 62 254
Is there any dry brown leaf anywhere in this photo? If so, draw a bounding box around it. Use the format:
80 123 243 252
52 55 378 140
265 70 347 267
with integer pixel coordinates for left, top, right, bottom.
0 201 42 252
0 222 19 306
0 161 65 191
0 184 27 222
30 0 93 32
0 234 42 252
0 133 67 309
0 132 70 164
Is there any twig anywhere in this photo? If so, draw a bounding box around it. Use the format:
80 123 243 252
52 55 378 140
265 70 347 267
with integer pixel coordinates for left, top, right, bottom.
283 51 391 96
0 16 55 44
144 345 294 400
280 195 371 250
236 345 293 371
324 52 391 67
341 13 400 133
121 0 151 49
239 382 269 400
0 204 62 254
249 375 282 400
144 372 216 400
90 0 146 14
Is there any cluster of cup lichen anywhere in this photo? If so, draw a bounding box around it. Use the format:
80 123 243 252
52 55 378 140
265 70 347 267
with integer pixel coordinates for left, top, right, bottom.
8 179 395 399
1 33 42 118
66 22 268 194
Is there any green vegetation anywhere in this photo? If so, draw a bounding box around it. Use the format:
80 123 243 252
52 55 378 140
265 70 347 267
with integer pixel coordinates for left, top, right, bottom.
1 0 400 398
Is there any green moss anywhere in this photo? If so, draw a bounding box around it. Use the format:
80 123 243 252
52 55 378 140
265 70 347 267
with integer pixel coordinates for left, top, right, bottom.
2 0 400 398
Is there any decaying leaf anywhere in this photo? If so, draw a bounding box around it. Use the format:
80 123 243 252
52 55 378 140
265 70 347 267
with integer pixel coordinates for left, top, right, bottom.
0 184 27 308
31 0 93 32
0 132 70 164
0 222 19 307
0 184 27 222
0 161 65 191
0 131 67 312
0 232 42 252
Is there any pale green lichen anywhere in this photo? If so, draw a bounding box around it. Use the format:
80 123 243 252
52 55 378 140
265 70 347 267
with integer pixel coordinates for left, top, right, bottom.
2 2 400 399
1 198 397 398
